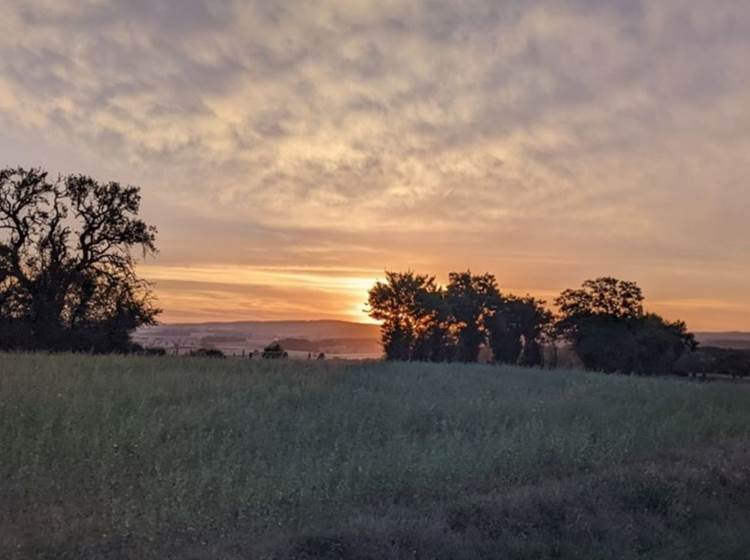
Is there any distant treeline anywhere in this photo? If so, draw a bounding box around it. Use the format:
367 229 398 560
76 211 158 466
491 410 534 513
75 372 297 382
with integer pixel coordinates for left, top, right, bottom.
677 346 750 379
368 272 703 376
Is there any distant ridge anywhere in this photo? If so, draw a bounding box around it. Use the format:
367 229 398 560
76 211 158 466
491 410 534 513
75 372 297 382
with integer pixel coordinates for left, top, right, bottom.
695 332 750 349
134 320 381 356
696 332 750 337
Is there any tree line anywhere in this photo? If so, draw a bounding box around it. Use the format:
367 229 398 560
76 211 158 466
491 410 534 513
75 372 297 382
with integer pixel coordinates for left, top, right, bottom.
368 272 697 375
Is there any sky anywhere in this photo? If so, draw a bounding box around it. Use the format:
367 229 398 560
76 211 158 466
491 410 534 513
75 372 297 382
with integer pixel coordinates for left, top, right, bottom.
1 0 749 330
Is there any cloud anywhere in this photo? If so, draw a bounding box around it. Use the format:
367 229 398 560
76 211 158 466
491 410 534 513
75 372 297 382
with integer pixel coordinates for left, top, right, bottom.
1 0 749 328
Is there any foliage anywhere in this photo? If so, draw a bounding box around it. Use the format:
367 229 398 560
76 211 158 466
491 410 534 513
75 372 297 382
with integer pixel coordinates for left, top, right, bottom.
486 295 553 366
445 271 501 362
368 271 551 364
556 277 644 321
3 354 750 558
369 273 695 374
367 271 450 361
555 278 695 374
0 166 159 352
708 348 750 378
677 347 750 378
632 314 696 374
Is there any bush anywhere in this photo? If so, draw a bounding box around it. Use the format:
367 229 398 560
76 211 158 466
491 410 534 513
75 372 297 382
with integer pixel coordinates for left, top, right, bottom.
188 348 226 359
263 342 288 359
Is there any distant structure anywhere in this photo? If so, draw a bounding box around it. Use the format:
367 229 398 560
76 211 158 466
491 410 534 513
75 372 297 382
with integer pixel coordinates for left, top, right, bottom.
262 342 289 359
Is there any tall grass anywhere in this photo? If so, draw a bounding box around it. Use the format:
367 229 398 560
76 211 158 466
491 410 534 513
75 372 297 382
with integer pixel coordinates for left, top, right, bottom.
2 353 750 558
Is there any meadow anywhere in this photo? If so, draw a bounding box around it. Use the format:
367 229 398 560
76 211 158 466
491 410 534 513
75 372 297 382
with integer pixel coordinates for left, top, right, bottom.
2 353 750 559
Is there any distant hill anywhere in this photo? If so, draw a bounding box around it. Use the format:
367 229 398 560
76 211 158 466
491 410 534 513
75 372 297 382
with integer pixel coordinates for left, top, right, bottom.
695 332 750 350
133 320 381 357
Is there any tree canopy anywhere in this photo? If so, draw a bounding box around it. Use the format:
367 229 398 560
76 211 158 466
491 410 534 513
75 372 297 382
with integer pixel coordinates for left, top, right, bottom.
446 271 501 362
486 295 552 367
368 270 550 365
0 167 159 352
369 272 695 375
556 277 644 321
554 277 695 374
367 271 446 361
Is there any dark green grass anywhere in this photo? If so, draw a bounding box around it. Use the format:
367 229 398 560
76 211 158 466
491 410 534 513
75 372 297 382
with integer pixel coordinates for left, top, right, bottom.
2 353 750 558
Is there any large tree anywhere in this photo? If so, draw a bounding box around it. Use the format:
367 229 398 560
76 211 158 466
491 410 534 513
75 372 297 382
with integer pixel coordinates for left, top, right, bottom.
367 271 446 361
409 287 456 362
445 271 501 362
0 167 159 352
555 277 695 374
486 295 552 366
368 271 554 364
556 277 644 321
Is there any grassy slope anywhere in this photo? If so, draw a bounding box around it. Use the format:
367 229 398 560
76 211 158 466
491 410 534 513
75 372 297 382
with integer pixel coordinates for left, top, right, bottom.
2 353 750 559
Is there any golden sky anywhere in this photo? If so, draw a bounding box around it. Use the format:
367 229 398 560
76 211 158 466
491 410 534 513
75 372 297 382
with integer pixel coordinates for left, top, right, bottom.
1 1 749 330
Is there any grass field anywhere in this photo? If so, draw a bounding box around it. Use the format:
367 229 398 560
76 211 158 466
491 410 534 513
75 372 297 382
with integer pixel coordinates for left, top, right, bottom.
2 353 750 559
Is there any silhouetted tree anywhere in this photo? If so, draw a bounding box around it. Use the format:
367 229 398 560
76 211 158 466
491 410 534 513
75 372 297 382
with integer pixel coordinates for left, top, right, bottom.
564 315 638 373
410 287 456 362
369 271 555 365
712 348 750 379
678 347 750 379
674 348 713 378
446 271 501 362
632 314 696 374
555 277 695 374
0 167 159 352
487 295 552 366
486 309 522 365
369 272 695 375
368 271 444 360
556 277 644 321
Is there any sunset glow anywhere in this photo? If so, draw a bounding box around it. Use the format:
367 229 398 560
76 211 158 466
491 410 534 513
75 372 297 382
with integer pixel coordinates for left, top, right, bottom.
138 264 380 323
